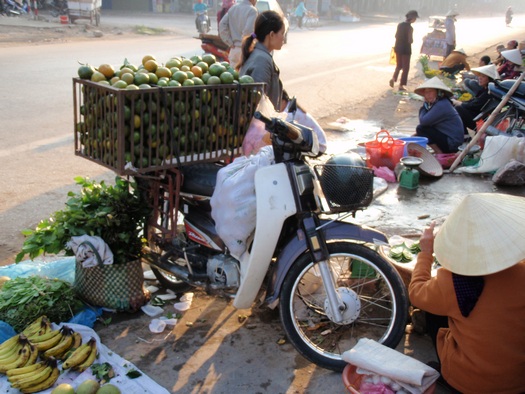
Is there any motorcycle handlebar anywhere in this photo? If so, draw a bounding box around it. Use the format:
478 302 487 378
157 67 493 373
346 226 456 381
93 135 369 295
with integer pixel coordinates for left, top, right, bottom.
254 111 303 144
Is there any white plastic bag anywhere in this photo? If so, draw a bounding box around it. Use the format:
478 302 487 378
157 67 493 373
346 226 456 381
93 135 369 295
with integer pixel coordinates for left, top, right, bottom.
458 136 522 174
242 94 283 156
285 106 327 153
210 146 275 258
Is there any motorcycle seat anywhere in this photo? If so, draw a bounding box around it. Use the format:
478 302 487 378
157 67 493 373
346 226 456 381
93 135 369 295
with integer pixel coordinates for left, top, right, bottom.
489 79 525 99
180 162 223 196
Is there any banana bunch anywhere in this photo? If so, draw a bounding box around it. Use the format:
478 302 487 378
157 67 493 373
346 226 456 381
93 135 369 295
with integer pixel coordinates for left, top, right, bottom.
22 315 51 338
42 325 80 359
6 356 60 393
62 337 98 373
0 335 38 373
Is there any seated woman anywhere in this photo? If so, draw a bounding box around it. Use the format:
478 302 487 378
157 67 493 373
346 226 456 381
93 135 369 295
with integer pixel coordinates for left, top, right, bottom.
409 193 525 393
453 65 500 134
461 56 491 96
497 48 522 80
439 48 470 75
414 77 464 154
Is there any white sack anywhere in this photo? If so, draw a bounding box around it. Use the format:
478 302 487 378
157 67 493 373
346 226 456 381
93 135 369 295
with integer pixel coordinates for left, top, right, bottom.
285 108 327 153
211 146 275 259
458 135 523 174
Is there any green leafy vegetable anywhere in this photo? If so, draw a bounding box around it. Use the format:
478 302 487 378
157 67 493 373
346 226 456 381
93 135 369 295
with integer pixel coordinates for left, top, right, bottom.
126 369 142 379
16 176 151 265
91 362 115 383
0 276 83 332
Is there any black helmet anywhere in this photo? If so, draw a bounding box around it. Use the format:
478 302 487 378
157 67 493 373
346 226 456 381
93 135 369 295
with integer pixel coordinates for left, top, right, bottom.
406 10 419 19
317 153 373 211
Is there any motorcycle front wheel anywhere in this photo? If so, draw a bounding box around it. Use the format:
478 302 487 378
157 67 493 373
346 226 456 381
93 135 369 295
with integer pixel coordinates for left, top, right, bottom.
279 242 409 372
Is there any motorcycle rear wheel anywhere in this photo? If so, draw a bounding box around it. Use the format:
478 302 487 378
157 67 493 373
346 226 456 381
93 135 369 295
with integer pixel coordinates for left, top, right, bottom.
279 242 409 372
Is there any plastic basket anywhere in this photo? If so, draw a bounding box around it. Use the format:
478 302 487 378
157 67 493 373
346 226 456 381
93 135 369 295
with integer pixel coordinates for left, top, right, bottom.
314 164 374 213
73 78 264 175
365 130 406 170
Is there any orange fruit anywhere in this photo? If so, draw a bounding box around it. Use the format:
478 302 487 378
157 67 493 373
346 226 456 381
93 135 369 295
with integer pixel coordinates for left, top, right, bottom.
191 66 203 78
156 66 172 78
165 57 182 69
142 54 156 66
181 58 194 68
144 59 159 72
91 71 107 82
98 64 115 78
120 72 135 85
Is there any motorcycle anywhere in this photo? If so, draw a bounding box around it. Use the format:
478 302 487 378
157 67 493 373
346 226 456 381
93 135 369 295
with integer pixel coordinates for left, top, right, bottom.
195 33 230 62
195 10 211 34
49 0 67 17
141 99 409 372
2 0 26 15
477 79 525 138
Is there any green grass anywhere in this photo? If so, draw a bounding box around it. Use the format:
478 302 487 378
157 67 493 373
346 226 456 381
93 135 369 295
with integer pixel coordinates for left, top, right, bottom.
134 25 166 35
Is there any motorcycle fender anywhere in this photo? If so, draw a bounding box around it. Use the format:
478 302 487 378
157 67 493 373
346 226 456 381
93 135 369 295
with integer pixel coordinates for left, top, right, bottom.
265 221 388 306
232 163 296 309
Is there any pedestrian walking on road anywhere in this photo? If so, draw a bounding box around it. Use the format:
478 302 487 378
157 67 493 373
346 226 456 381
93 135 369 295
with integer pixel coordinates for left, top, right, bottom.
445 10 458 57
389 10 419 93
409 193 525 394
218 0 258 69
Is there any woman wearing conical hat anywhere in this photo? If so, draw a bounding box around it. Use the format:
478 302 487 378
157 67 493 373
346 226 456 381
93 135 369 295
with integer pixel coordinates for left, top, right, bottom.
409 193 525 393
414 77 464 154
452 64 500 135
497 48 522 80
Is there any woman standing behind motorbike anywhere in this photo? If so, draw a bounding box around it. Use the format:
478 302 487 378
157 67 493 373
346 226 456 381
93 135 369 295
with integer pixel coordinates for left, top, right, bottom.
238 10 286 109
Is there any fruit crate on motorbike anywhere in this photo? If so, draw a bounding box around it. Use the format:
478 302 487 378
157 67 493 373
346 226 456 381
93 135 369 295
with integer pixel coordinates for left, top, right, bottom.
73 78 264 175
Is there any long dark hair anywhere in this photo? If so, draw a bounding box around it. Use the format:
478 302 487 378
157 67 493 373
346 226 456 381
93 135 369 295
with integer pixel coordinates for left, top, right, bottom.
236 10 284 70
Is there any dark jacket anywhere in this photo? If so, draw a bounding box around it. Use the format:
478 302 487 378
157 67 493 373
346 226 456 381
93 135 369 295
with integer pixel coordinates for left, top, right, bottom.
240 42 283 109
419 97 464 148
394 21 413 55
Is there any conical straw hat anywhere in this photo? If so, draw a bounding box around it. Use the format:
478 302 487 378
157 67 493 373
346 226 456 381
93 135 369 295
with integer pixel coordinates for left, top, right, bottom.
501 49 523 66
471 64 500 80
453 48 466 55
414 77 453 97
434 193 525 276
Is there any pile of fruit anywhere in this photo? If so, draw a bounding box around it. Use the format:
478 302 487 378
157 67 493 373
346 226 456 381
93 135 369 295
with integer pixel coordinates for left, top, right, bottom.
0 315 112 393
74 54 263 174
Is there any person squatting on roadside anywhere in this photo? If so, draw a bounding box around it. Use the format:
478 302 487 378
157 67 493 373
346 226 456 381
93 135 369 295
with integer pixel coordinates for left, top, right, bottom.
219 0 258 69
238 10 286 109
453 65 500 134
409 193 525 394
497 48 523 80
414 77 464 154
444 10 458 57
390 10 419 92
439 48 470 75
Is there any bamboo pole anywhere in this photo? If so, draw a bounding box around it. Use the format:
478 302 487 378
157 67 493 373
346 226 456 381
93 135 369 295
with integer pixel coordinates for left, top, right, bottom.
449 72 525 172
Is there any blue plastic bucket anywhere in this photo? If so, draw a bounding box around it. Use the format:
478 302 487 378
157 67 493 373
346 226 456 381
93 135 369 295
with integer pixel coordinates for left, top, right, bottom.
398 137 428 156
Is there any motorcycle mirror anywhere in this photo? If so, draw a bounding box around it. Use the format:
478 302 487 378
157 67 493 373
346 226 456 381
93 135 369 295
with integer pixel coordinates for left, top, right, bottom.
288 97 298 114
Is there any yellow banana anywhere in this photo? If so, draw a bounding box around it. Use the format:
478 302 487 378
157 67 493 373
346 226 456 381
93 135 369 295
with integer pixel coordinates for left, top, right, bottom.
0 342 31 373
43 331 73 359
21 316 48 337
6 361 46 379
0 342 26 367
62 338 94 370
0 334 21 354
71 332 83 349
0 339 23 361
73 339 98 373
27 328 61 344
12 366 52 389
19 366 59 394
20 343 38 368
34 331 63 352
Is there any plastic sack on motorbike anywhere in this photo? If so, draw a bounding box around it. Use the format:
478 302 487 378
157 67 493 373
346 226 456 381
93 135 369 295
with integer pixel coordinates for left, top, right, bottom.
210 146 275 259
242 94 284 156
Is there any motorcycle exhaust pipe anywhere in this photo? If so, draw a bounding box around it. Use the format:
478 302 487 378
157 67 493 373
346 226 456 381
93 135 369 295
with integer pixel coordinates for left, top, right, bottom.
142 247 208 282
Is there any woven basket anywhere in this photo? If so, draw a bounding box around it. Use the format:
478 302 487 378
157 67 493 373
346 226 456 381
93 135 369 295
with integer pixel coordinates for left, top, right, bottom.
74 258 150 312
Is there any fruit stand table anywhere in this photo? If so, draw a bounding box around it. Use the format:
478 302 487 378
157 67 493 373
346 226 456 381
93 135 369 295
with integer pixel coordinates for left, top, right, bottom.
67 0 101 26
